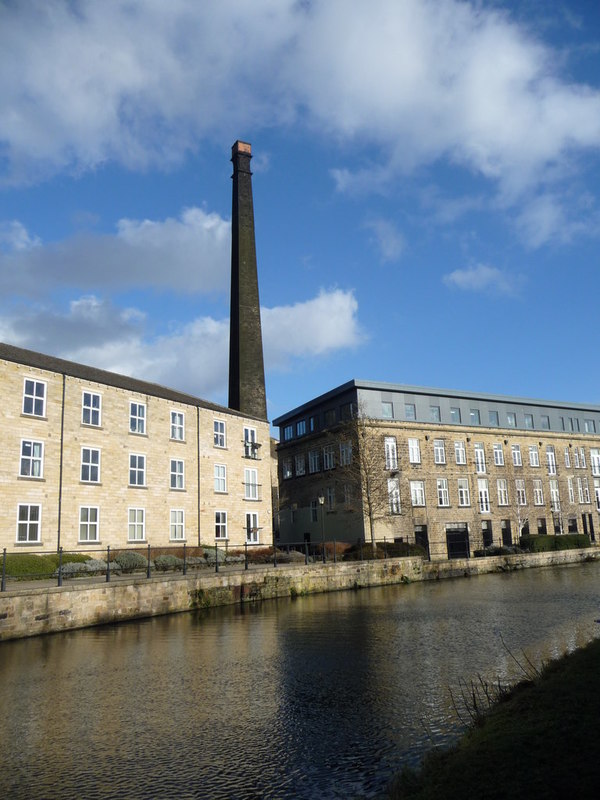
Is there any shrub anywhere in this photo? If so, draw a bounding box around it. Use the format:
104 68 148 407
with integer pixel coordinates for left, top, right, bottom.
520 533 590 552
3 553 57 578
154 554 184 572
113 550 148 573
84 559 108 574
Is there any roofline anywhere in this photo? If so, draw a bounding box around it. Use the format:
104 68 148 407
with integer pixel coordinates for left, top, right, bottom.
272 377 600 425
0 341 267 422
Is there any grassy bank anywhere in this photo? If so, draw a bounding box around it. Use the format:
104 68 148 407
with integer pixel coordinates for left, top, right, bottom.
388 636 600 799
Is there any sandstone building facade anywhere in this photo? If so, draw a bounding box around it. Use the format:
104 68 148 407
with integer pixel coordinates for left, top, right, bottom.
274 380 600 559
0 343 271 552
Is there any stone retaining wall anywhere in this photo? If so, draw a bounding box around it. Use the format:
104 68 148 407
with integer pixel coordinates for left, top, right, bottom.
1 548 599 641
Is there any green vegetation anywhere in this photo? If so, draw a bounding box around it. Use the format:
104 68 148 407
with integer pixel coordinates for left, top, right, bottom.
113 550 147 573
520 533 590 552
388 638 600 799
342 542 427 561
2 552 90 579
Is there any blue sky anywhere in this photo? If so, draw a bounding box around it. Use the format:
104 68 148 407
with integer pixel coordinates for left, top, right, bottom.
2 1 600 426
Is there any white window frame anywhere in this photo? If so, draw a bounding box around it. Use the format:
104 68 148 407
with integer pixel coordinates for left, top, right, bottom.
433 439 446 465
82 391 101 426
339 440 352 467
458 478 470 507
511 445 522 467
128 507 145 541
546 446 556 475
16 503 41 543
454 441 466 465
591 449 600 477
243 426 258 458
20 439 44 478
213 419 226 448
215 511 227 539
568 477 575 504
282 457 293 480
170 459 184 490
579 448 586 469
23 379 46 418
595 479 600 512
474 444 486 474
246 512 259 543
437 478 449 507
308 449 320 474
81 447 101 483
323 444 335 470
410 480 425 507
533 479 544 506
170 509 185 541
129 401 146 434
326 486 335 511
295 454 306 476
385 437 399 469
388 477 401 514
170 411 185 441
477 478 490 513
129 453 146 487
515 479 527 506
550 479 560 510
214 463 227 493
79 506 99 542
529 446 540 467
244 467 259 500
493 444 504 466
497 478 509 506
408 438 420 465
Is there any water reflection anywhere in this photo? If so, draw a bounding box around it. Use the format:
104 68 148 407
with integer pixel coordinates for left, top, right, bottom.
1 563 599 799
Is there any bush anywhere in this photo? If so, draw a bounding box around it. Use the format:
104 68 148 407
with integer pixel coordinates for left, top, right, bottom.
113 550 148 573
3 553 58 578
520 533 590 552
154 554 184 571
474 545 517 558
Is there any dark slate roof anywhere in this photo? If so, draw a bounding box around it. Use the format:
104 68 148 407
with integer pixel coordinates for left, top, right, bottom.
0 341 258 420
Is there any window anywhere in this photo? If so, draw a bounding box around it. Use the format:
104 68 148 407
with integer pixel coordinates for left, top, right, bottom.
430 405 441 423
533 479 544 506
529 446 540 467
474 443 486 473
130 402 146 434
215 511 227 539
591 449 600 476
546 446 556 475
20 440 44 478
295 454 306 476
326 486 335 511
405 403 416 421
296 419 306 436
541 415 550 430
82 392 101 426
283 424 293 441
81 447 100 483
524 413 534 429
129 454 145 486
309 449 320 474
128 508 145 541
340 403 353 421
568 477 575 504
488 410 499 426
497 479 509 506
511 445 522 467
538 518 548 535
579 448 586 469
550 479 560 510
585 419 596 433
454 441 466 465
339 440 352 466
244 468 259 500
595 479 600 511
433 439 446 464
580 477 591 504
79 506 99 542
493 443 504 466
170 459 184 489
310 500 319 523
408 438 420 465
477 479 490 512
324 409 337 427
458 478 470 506
450 407 461 424
437 478 449 507
244 426 258 458
515 479 527 506
309 415 319 433
214 420 226 448
568 448 575 469
388 478 401 514
470 408 480 425
282 457 293 480
577 477 584 504
170 411 184 440
385 437 399 469
246 512 259 543
323 444 335 470
214 464 227 492
17 503 41 543
23 379 46 417
381 402 393 419
410 480 425 506
170 509 185 540
506 412 516 428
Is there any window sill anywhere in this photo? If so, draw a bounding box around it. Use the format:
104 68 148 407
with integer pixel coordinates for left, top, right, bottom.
129 431 148 437
170 438 186 444
20 414 47 421
18 475 45 482
127 540 147 544
81 423 103 430
170 488 186 492
15 541 42 547
80 481 101 486
128 485 147 489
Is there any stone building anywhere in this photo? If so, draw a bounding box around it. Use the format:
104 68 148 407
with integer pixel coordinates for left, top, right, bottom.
0 141 272 553
273 380 600 559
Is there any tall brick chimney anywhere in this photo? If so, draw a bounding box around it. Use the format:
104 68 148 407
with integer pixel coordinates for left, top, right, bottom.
228 141 267 420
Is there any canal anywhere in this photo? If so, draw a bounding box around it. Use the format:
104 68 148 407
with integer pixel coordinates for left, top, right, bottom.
1 562 599 799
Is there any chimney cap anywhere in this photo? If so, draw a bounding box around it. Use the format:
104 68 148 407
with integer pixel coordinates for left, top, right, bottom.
232 140 252 157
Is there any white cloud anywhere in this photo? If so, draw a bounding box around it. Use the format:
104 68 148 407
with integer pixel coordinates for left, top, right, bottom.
1 0 599 204
363 218 405 262
0 220 41 252
514 192 600 248
0 207 230 296
443 264 521 295
0 288 363 400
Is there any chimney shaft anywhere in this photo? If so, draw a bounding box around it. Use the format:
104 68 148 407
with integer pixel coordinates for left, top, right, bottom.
228 141 267 420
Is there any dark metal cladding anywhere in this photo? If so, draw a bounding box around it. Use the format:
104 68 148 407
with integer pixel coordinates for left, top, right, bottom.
228 141 268 421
